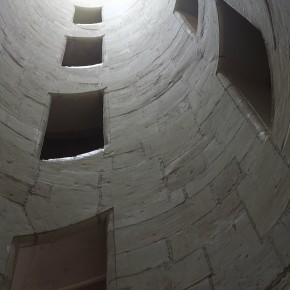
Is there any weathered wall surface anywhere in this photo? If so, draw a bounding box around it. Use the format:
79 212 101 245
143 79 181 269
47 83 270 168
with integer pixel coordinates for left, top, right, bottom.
0 0 289 289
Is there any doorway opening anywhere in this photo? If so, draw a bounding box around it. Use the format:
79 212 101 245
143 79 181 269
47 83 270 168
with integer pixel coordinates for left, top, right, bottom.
62 37 103 67
40 91 104 160
217 0 273 129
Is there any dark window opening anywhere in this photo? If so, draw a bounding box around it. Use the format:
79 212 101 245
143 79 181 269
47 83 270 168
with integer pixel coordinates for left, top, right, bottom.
175 0 199 31
217 0 273 128
73 7 102 24
40 91 104 160
9 212 112 290
62 37 103 67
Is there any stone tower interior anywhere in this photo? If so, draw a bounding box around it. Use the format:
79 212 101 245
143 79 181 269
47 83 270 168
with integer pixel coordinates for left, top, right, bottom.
0 0 289 289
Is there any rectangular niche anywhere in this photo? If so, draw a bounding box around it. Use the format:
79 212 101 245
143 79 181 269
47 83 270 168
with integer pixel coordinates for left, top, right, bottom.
217 0 273 129
73 6 102 24
62 37 103 67
175 0 199 32
40 90 104 160
8 211 113 290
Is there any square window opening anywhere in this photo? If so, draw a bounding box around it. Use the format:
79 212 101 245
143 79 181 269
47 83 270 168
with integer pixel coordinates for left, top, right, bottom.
217 0 273 129
40 91 104 160
62 37 103 67
73 6 102 24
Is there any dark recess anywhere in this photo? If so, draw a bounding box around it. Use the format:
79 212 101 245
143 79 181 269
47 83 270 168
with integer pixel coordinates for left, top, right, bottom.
41 91 104 160
62 37 103 67
217 0 273 128
175 0 198 31
73 6 102 24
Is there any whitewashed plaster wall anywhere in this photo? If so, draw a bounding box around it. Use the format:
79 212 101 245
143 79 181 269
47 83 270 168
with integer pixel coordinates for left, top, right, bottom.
0 0 289 289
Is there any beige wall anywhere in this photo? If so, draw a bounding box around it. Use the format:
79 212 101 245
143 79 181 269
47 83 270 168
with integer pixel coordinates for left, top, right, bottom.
0 0 289 289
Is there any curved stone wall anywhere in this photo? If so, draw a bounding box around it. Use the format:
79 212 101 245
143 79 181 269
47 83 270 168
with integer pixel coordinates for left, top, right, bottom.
0 0 289 289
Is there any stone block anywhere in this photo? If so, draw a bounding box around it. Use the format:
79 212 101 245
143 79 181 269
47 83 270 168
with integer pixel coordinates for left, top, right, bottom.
0 173 29 204
116 239 170 277
170 192 242 260
164 151 206 190
238 140 290 236
187 278 211 290
26 186 99 232
271 209 290 266
115 187 216 254
209 158 245 202
112 148 146 169
170 248 210 289
207 210 283 289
